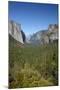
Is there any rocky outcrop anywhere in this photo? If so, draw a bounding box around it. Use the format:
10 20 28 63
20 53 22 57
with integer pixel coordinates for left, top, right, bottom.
8 20 26 44
47 24 58 42
30 24 58 45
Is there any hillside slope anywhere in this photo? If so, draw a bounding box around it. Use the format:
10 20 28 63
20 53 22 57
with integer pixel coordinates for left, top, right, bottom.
9 35 58 88
30 24 58 44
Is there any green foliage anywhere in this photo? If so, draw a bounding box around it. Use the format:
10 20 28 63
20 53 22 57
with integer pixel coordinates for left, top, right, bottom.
9 35 58 88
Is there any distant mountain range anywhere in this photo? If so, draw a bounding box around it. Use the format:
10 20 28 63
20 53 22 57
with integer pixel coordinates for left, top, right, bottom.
29 24 58 45
8 20 58 45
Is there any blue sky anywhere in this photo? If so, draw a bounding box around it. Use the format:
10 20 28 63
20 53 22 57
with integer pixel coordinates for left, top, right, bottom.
8 1 58 36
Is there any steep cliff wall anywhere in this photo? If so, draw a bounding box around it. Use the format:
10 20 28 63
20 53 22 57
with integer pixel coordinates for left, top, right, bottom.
47 24 58 42
8 20 25 44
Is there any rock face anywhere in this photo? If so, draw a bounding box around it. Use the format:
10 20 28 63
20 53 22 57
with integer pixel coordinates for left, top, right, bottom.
30 24 58 45
48 24 58 42
8 20 26 44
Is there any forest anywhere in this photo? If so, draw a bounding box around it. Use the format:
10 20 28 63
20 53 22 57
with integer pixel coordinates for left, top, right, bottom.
9 34 58 88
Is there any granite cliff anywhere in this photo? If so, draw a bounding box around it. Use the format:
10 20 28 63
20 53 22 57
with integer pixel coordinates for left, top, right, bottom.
8 20 26 44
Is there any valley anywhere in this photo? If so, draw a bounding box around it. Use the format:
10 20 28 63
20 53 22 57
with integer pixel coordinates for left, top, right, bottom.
9 34 58 88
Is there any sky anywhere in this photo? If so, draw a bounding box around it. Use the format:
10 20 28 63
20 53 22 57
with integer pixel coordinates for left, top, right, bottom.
8 1 58 36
